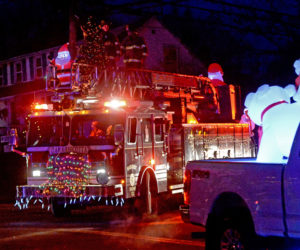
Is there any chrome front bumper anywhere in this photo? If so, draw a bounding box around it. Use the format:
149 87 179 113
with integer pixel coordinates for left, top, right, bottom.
16 184 124 199
15 184 125 210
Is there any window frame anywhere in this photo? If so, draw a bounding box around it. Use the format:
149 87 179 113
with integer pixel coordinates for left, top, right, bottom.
141 118 152 144
15 61 23 83
163 44 179 73
0 65 3 86
154 117 165 143
127 117 137 144
35 56 43 78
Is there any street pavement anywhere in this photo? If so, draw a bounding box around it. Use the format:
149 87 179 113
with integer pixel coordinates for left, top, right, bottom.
0 203 205 249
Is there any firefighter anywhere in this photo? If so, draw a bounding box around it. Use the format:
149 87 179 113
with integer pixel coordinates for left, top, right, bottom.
121 24 148 69
99 20 120 69
90 121 105 137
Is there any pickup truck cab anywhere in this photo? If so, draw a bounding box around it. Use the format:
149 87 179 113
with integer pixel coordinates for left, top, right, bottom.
180 124 300 249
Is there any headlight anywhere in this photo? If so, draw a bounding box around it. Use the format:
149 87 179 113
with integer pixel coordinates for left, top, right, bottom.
96 168 109 185
32 170 41 177
97 168 106 174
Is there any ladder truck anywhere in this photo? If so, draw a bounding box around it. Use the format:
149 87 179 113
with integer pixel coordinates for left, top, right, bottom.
11 55 254 216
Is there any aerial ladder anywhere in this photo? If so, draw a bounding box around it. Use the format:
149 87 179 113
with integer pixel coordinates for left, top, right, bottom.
46 62 240 123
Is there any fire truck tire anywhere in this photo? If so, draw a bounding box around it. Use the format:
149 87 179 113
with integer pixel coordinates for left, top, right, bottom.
136 171 158 216
50 198 71 217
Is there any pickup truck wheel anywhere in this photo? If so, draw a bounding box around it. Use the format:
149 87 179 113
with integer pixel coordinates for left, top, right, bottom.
50 198 71 217
206 210 255 250
220 226 245 249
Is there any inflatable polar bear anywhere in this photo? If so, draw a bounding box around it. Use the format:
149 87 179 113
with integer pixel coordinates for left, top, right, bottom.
245 84 300 163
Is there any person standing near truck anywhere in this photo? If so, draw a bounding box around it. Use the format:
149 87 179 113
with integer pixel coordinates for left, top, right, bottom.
240 107 257 153
121 24 148 69
120 24 148 96
99 20 120 69
240 108 255 136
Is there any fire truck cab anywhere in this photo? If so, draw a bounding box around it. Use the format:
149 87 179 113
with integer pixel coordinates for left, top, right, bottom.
18 98 173 216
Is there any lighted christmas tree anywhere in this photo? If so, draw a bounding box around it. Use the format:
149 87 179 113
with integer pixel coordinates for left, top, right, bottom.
42 153 90 197
76 16 107 69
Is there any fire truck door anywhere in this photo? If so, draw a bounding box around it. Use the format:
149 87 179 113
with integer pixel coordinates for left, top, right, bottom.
153 117 168 193
125 117 140 198
140 117 168 193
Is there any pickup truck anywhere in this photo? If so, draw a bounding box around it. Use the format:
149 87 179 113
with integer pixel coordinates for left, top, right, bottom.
180 124 300 249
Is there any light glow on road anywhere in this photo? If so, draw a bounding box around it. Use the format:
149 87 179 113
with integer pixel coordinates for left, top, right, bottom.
0 227 205 247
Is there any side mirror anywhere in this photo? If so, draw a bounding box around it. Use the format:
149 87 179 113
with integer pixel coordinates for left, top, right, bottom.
1 128 18 153
9 128 18 146
114 124 124 146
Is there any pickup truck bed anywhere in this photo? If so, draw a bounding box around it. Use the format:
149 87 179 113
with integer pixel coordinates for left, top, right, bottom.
187 158 285 236
181 125 300 249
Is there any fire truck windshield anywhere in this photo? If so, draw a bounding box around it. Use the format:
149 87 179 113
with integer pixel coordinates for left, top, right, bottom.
70 114 125 146
28 116 70 147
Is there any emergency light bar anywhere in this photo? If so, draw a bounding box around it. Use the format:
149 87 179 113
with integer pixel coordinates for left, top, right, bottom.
104 100 126 109
82 98 98 104
76 97 99 104
33 104 53 111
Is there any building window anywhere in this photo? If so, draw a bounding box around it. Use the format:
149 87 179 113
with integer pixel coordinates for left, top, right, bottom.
29 57 34 80
15 62 22 83
36 57 43 78
163 44 179 73
22 59 27 82
0 65 3 86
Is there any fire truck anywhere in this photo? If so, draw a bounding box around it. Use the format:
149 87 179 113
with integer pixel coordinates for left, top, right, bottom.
11 55 254 216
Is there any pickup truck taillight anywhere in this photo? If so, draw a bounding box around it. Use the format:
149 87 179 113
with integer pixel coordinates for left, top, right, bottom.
183 169 191 205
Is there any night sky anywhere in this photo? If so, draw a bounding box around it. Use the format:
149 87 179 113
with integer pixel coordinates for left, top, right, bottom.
0 0 299 95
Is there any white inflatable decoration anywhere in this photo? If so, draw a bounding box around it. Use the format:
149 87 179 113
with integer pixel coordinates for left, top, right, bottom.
293 58 300 102
294 59 300 76
294 89 300 102
245 84 300 163
284 84 297 103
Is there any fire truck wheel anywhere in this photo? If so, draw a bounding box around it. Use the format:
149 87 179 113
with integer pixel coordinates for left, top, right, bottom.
137 171 158 216
50 198 71 217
